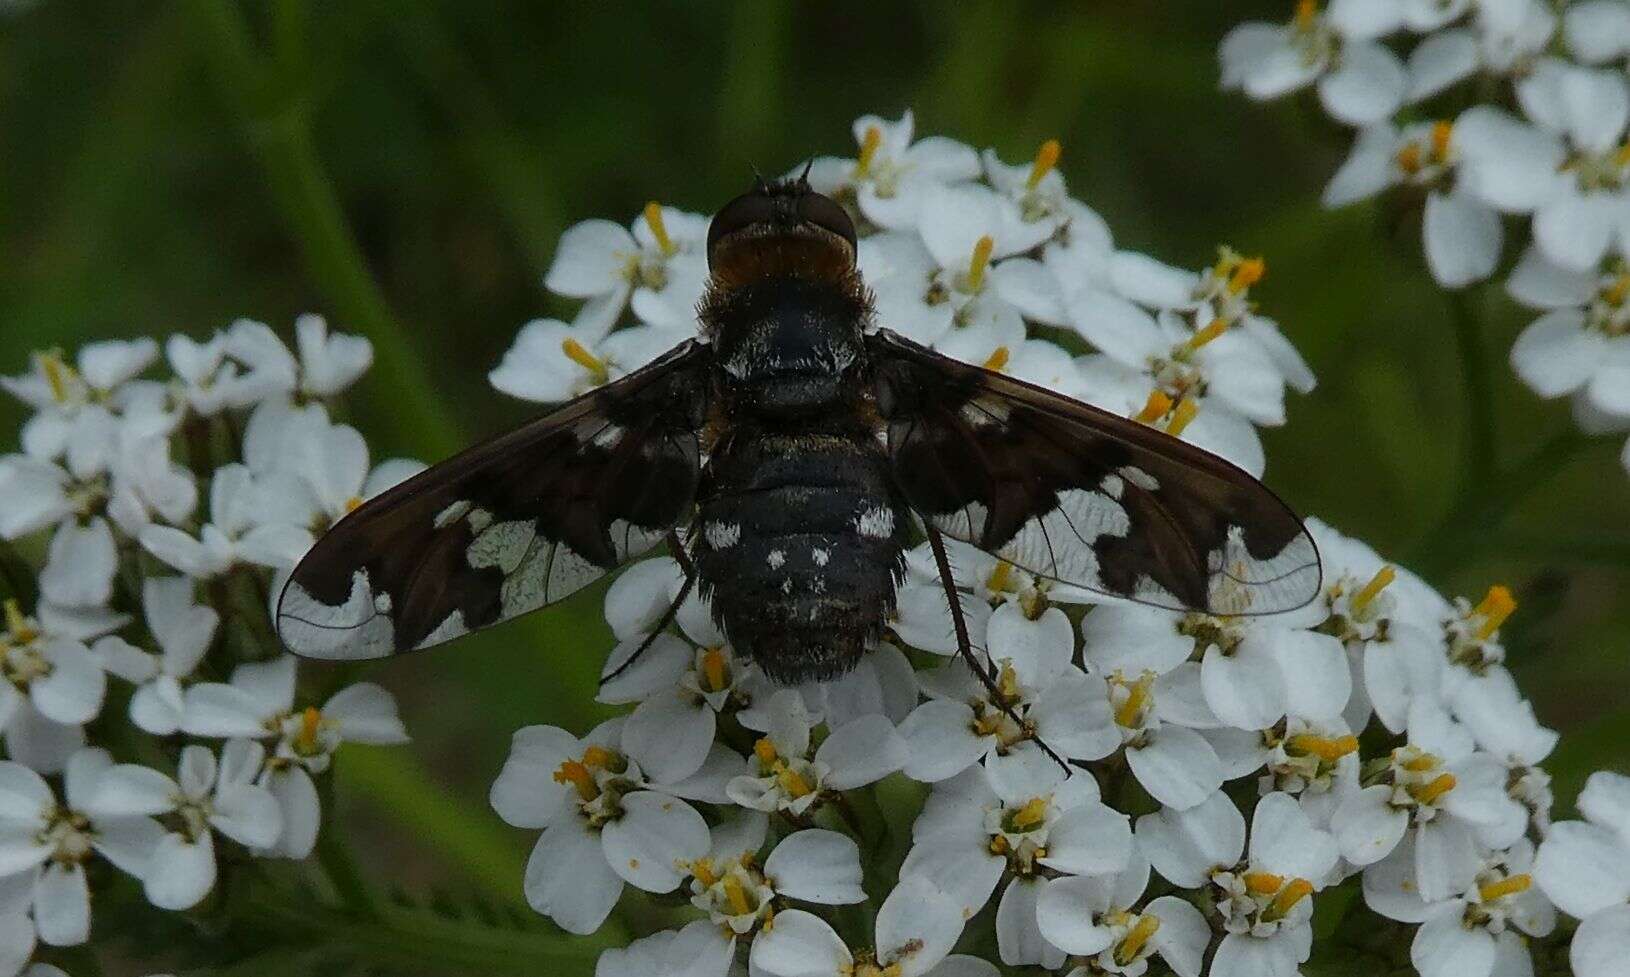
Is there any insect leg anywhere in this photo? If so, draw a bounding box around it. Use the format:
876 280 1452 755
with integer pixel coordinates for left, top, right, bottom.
924 524 1070 774
599 569 697 687
667 527 696 576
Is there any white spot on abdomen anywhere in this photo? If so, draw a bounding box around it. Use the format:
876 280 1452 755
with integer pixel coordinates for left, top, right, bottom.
812 547 830 566
855 506 895 539
705 521 742 550
767 549 786 569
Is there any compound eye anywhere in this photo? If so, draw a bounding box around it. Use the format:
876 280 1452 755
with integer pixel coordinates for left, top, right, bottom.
797 192 857 251
707 192 776 263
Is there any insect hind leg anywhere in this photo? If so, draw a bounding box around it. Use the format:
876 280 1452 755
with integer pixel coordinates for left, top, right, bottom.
924 525 1070 775
599 530 697 687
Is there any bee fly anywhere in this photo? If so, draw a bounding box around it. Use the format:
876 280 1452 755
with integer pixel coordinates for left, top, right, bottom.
277 174 1322 721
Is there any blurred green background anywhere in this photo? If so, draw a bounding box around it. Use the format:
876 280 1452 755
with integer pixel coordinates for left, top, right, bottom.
2 0 1626 945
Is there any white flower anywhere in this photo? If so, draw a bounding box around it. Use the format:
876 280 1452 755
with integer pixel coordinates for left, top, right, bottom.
242 403 424 531
489 317 688 403
291 314 372 399
1516 58 1630 272
221 319 300 405
726 689 906 813
901 746 1131 966
3 340 158 477
1219 1 1408 127
1139 792 1338 977
1406 0 1557 100
1507 248 1630 417
805 110 981 231
982 141 1071 251
1035 849 1211 977
0 749 162 946
0 599 107 735
1332 745 1526 899
0 456 124 613
488 720 711 935
899 602 1116 782
1367 837 1554 977
182 656 407 857
749 876 965 977
1566 0 1630 65
93 577 217 735
1534 771 1630 977
86 741 281 909
139 463 312 578
543 202 709 331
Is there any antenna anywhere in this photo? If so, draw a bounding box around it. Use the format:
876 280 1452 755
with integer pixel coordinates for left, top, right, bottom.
797 157 814 188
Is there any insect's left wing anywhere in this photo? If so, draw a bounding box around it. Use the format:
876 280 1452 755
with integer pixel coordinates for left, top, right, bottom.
869 329 1320 616
276 340 712 659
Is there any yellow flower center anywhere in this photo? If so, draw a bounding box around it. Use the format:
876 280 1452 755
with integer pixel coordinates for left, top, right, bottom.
1135 389 1175 425
981 345 1010 372
553 760 600 801
1009 796 1049 831
295 706 323 755
1113 673 1155 729
986 560 1016 593
1165 396 1199 437
1351 566 1396 614
2 600 36 645
701 647 729 693
1116 915 1161 964
1287 733 1360 761
1264 878 1314 921
1184 317 1230 352
1294 0 1318 31
723 874 753 915
856 125 884 177
964 235 995 292
36 350 75 404
1478 873 1532 902
1411 772 1458 805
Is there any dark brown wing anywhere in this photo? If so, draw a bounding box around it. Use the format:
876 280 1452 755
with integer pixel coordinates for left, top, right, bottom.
276 340 711 659
869 329 1319 615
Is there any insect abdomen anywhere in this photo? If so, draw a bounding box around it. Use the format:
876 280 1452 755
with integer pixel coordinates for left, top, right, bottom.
695 430 906 683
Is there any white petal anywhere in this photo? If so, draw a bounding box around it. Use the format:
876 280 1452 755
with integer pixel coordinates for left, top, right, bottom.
1332 784 1409 866
877 877 963 977
1414 819 1480 904
31 640 105 726
262 766 319 858
1038 801 1132 876
0 911 33 976
1201 637 1285 731
1035 875 1117 955
1066 289 1165 366
144 831 216 910
818 714 907 790
181 683 271 738
1413 904 1497 977
1273 629 1351 721
545 220 637 298
1535 192 1613 271
1250 792 1340 883
1573 905 1630 977
1510 310 1603 398
210 783 282 849
996 878 1060 968
764 829 865 905
601 791 710 893
749 908 849 977
1317 41 1407 126
1127 727 1224 811
899 700 986 782
1136 791 1246 888
1534 821 1630 917
39 518 116 608
1211 931 1300 977
987 603 1071 688
1407 29 1478 101
1147 895 1211 977
322 682 409 744
1322 126 1397 206
623 693 715 785
524 820 622 936
87 764 177 818
1423 191 1502 288
33 862 89 946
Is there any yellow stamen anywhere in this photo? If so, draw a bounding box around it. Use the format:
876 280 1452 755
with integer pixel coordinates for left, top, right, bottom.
1395 141 1424 175
552 760 600 801
296 706 322 754
1430 121 1454 163
1114 675 1152 728
1351 566 1396 614
691 857 717 887
987 560 1014 593
996 662 1022 701
1603 272 1630 306
989 834 1011 855
1473 585 1516 641
776 765 813 798
1615 143 1630 168
2 600 30 641
1244 871 1286 895
343 496 364 514
857 125 883 176
723 874 752 915
1288 733 1360 761
981 345 1011 372
1165 396 1199 437
1294 0 1318 30
1010 797 1049 831
1116 915 1161 964
644 201 676 257
1267 878 1314 919
581 745 614 770
1185 317 1230 351
561 337 610 385
1134 389 1175 424
754 737 778 768
1027 139 1062 190
1227 257 1266 294
1400 750 1440 772
1478 873 1532 902
966 235 995 291
36 351 72 404
1412 773 1457 805
701 647 728 692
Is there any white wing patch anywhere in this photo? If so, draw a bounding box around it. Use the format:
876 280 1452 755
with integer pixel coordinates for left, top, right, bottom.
705 521 742 550
855 506 895 539
278 571 396 660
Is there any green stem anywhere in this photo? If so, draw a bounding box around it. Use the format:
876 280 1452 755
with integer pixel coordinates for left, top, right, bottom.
1448 288 1498 485
316 777 381 921
183 0 461 460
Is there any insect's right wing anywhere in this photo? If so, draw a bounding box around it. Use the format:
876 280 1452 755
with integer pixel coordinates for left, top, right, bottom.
276 340 712 660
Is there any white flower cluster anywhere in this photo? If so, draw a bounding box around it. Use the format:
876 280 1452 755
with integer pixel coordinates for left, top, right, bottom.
1220 0 1630 475
486 112 1610 977
0 317 409 975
